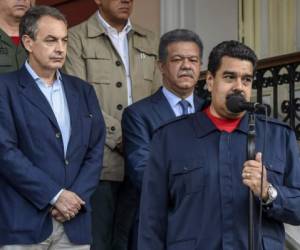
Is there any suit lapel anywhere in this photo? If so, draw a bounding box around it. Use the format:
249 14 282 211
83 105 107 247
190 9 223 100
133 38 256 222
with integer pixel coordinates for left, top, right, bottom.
18 66 60 130
61 74 81 157
193 94 205 112
151 88 176 123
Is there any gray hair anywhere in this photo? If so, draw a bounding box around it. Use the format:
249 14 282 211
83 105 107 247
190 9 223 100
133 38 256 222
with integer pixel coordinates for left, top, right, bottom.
19 5 67 40
159 29 203 62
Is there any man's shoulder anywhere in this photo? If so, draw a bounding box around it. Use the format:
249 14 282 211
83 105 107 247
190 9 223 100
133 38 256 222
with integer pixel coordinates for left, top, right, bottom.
68 12 99 36
153 113 194 136
126 95 154 112
256 114 292 131
131 23 159 53
61 72 92 91
124 89 163 115
132 23 156 39
0 70 22 85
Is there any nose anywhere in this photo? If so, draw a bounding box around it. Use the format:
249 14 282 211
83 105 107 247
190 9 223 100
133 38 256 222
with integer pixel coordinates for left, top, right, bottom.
233 77 243 91
55 40 66 53
181 58 192 69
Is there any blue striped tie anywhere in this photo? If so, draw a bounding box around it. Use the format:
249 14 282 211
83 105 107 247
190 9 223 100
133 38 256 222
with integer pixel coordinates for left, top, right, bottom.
179 99 190 115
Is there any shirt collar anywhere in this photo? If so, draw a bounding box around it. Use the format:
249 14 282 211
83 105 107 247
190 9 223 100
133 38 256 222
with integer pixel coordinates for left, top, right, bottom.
97 10 132 35
162 86 194 108
192 111 249 138
25 61 62 87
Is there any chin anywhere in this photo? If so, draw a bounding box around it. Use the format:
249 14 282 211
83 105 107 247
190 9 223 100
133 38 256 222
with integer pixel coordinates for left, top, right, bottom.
227 112 244 119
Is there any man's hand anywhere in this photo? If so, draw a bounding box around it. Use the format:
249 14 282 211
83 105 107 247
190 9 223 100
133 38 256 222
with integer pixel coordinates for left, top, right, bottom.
54 190 85 220
51 207 67 223
242 152 269 200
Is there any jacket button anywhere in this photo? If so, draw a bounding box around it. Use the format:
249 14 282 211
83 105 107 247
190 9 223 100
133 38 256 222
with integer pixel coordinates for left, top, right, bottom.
116 60 121 66
111 126 116 131
56 132 61 138
117 104 123 110
65 159 69 166
116 81 122 88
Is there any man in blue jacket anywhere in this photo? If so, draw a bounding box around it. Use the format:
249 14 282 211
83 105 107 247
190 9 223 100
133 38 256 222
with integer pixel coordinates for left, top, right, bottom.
122 29 204 249
138 40 300 250
0 6 105 249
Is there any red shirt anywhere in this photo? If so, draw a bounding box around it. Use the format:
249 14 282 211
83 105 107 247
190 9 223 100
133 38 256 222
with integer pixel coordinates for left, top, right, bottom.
11 36 21 46
203 106 241 133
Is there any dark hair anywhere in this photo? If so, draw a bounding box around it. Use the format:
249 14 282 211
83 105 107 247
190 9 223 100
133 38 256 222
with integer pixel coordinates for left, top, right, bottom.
159 29 203 62
19 5 67 40
207 40 257 76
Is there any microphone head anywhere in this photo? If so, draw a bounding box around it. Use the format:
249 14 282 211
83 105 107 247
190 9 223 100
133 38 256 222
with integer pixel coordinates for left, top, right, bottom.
226 93 247 113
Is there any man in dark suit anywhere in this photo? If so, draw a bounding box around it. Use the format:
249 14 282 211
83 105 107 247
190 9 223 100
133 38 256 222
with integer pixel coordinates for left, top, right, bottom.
138 40 300 249
122 29 204 249
0 6 105 249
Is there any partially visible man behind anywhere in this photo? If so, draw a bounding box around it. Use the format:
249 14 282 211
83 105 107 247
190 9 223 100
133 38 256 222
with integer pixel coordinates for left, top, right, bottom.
0 0 34 74
63 0 161 249
122 29 204 249
138 40 300 249
0 5 105 249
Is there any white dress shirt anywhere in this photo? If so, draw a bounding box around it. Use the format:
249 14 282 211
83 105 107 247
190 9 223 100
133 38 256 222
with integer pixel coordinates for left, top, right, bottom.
25 61 70 204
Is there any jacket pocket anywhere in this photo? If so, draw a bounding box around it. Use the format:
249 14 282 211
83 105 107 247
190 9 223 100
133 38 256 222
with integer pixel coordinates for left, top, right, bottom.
265 159 285 184
170 160 205 195
0 53 12 67
82 56 111 85
140 52 156 81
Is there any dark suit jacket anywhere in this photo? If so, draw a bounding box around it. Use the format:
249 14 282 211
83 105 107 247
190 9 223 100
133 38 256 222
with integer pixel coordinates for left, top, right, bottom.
0 66 105 244
122 87 204 190
138 112 300 250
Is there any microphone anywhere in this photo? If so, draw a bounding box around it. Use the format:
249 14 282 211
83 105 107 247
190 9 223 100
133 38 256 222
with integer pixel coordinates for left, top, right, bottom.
226 94 266 113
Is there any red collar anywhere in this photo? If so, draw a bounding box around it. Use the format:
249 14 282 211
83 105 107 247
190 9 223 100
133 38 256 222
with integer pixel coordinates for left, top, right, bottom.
203 106 241 133
11 36 21 46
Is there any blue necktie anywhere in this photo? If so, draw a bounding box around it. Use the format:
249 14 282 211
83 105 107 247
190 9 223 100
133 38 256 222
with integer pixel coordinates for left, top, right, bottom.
179 99 190 115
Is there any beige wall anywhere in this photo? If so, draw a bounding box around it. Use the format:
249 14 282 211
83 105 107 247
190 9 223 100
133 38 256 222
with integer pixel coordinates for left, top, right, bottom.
131 0 160 35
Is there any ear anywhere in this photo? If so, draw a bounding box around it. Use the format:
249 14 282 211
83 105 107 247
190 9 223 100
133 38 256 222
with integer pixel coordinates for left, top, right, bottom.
157 60 165 75
22 35 33 53
206 71 214 92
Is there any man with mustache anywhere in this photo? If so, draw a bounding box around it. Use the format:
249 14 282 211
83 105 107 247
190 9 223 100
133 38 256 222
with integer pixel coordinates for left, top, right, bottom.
138 40 300 249
0 0 35 74
63 0 161 249
121 29 204 250
0 6 105 249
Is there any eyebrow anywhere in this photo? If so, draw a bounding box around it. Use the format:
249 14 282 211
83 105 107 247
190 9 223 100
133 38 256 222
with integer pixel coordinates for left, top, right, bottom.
45 35 68 39
171 54 199 57
223 70 253 77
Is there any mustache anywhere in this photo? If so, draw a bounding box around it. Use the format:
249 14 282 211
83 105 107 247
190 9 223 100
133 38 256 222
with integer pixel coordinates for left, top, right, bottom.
226 90 246 101
178 70 194 78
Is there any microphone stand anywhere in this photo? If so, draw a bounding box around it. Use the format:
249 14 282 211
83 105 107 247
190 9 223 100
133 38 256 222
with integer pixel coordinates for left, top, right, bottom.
247 112 256 250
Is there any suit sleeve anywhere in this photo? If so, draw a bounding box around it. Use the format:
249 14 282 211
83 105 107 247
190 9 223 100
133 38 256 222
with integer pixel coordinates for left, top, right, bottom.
63 29 121 151
69 85 105 206
138 130 168 250
122 107 151 191
0 83 61 210
264 129 300 225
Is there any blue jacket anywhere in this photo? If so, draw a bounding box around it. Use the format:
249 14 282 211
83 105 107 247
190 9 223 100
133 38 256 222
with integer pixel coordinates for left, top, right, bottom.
138 111 300 250
122 87 204 191
0 66 105 244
